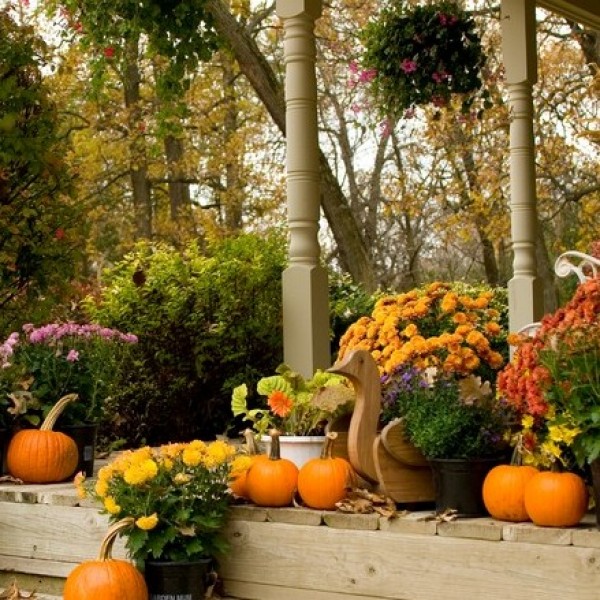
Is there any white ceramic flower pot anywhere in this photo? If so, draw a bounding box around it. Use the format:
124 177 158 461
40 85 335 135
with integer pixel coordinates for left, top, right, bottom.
260 435 325 469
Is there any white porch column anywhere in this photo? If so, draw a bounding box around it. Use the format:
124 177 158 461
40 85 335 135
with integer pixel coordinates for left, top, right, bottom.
277 0 330 377
501 0 545 333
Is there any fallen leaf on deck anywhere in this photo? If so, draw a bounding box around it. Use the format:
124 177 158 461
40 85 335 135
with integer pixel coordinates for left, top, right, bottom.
335 487 398 518
0 476 23 485
418 508 458 522
0 580 37 598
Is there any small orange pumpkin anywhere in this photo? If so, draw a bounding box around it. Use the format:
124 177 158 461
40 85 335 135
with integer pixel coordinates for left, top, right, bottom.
229 429 266 498
482 443 538 522
298 432 353 510
7 394 79 483
64 517 148 600
524 469 588 527
246 429 298 507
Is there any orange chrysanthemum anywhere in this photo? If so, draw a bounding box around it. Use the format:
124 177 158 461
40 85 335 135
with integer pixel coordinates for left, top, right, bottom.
268 390 294 418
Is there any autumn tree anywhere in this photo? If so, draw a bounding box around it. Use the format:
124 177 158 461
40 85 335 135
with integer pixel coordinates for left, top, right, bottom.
0 7 79 332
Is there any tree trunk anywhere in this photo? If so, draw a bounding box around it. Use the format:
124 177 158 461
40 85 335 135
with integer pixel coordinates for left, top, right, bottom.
205 0 376 291
164 135 190 223
222 60 244 231
123 37 152 239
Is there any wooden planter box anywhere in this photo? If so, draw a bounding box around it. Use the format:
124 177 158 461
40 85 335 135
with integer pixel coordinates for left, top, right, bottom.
1 481 600 599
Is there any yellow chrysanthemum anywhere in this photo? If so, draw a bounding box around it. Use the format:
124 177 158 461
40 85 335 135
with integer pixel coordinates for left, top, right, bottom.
74 472 87 499
136 513 159 531
103 496 121 515
547 424 581 445
230 455 253 476
95 478 109 498
173 472 192 485
182 447 203 467
521 414 535 429
123 459 158 485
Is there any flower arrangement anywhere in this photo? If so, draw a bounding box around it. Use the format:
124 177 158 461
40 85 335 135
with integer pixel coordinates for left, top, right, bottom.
498 277 600 468
381 365 513 459
0 322 138 427
75 439 248 563
337 281 508 381
231 365 354 438
360 1 488 117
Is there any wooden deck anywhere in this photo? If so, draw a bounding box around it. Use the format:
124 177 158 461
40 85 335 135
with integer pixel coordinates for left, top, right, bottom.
1 478 600 599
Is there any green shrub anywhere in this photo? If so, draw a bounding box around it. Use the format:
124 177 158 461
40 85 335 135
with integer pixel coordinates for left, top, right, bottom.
83 233 287 447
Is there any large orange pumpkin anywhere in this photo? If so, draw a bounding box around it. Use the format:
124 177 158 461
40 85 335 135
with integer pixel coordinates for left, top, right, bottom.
229 429 266 498
246 429 298 507
298 432 353 510
482 444 538 522
524 470 588 527
7 394 79 483
64 517 148 600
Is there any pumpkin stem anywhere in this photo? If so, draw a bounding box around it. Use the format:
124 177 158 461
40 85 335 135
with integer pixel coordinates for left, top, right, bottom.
321 431 338 460
98 517 135 561
40 394 79 431
268 429 281 460
510 435 524 466
242 429 260 456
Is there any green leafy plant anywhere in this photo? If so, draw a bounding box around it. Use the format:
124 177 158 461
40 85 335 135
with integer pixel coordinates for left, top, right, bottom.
382 366 514 459
0 323 138 427
232 365 354 438
83 234 287 446
538 322 600 465
361 1 489 117
76 439 248 562
498 277 600 468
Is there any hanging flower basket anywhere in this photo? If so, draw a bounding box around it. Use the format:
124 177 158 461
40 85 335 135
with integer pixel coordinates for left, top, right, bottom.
361 1 488 117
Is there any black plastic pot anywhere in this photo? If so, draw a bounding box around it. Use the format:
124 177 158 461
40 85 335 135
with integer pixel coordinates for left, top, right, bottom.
0 428 10 475
57 423 98 478
144 558 214 600
429 456 506 517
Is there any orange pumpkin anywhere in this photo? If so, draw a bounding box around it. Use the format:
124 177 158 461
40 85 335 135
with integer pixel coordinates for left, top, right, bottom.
246 429 298 507
229 429 266 498
482 443 538 522
524 470 588 527
7 394 79 483
64 517 148 600
298 432 353 510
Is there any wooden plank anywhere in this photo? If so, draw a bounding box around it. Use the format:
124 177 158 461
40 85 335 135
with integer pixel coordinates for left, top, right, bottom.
220 520 600 600
0 502 126 564
225 580 383 600
0 555 74 579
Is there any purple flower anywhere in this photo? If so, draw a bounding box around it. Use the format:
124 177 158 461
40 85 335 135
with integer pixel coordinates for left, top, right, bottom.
66 349 80 362
400 59 417 74
348 60 359 74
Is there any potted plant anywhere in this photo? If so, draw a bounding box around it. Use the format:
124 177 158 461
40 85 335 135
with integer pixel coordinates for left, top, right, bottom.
338 281 509 381
382 365 514 516
498 275 600 524
75 438 247 599
360 1 489 118
231 365 354 467
0 322 138 475
337 281 511 514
